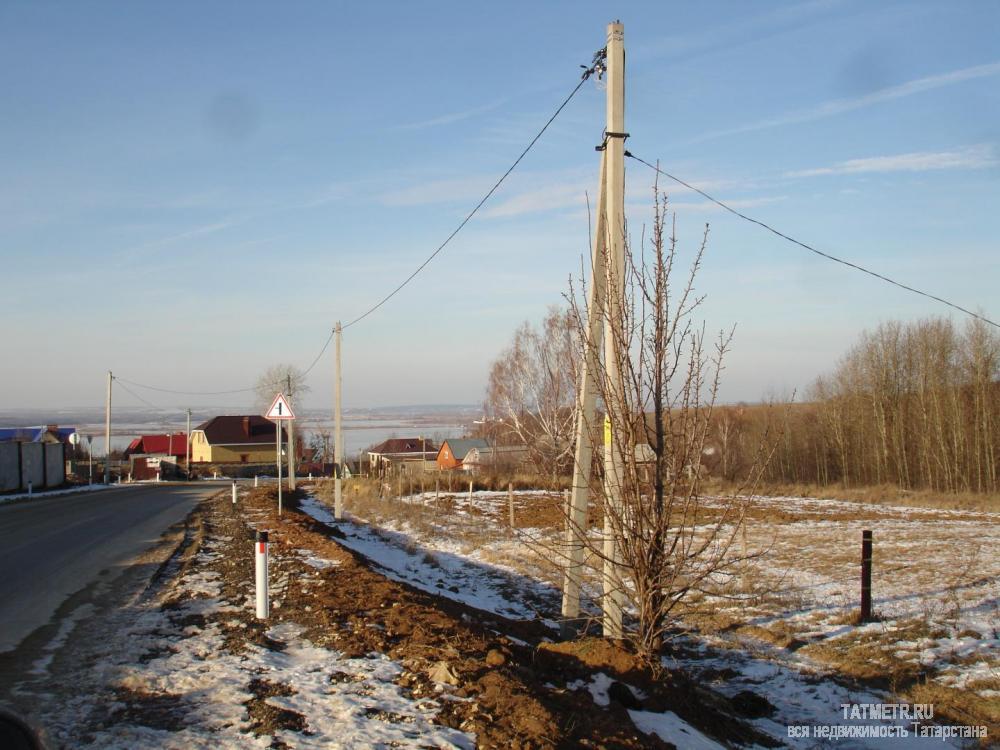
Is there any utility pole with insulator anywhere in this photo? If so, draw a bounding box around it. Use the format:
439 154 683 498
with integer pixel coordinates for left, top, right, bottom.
104 370 113 485
601 19 627 640
286 373 296 491
561 21 627 640
334 322 344 519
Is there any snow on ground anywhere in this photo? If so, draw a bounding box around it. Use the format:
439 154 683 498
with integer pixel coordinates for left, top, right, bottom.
667 637 972 749
299 493 562 625
301 488 996 747
628 709 727 750
694 495 1000 698
24 516 473 749
0 483 120 503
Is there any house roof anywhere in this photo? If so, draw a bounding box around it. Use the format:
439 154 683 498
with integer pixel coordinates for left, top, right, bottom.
368 437 437 455
439 438 490 461
124 433 188 457
0 426 76 443
194 416 287 446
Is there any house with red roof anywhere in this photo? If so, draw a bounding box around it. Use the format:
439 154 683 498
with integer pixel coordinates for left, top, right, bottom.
123 433 188 460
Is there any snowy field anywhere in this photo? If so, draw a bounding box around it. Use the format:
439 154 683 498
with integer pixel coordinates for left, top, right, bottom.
303 487 999 745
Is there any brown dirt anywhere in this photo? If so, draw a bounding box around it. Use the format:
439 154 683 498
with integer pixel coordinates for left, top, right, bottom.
200 486 776 749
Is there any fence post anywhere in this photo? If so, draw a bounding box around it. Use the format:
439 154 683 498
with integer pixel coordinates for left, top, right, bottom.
860 529 873 622
508 482 514 528
435 477 440 501
468 478 473 503
255 531 269 619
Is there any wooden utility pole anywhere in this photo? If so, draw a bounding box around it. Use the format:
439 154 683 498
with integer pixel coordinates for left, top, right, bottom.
334 322 344 519
186 408 192 480
104 371 112 484
287 373 296 491
602 20 627 639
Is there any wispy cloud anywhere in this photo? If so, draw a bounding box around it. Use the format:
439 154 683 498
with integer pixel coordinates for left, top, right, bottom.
480 181 589 219
393 97 509 131
379 176 496 207
624 195 787 216
786 144 998 177
635 0 846 62
689 61 1000 144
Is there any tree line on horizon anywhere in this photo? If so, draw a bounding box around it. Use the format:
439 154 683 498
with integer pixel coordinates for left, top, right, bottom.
484 311 999 494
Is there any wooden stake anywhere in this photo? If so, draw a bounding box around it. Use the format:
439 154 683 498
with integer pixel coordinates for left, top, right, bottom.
508 482 514 528
861 530 873 622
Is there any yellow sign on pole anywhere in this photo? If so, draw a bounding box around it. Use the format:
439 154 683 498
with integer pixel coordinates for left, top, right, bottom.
604 416 612 448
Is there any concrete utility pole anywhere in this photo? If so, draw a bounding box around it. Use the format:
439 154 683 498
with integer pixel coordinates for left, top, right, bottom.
286 373 296 491
186 408 192 479
560 21 627 640
104 371 112 484
334 322 344 519
562 152 608 637
602 20 627 639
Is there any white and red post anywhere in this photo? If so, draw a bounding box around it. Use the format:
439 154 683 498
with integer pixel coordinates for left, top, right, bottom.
255 530 269 619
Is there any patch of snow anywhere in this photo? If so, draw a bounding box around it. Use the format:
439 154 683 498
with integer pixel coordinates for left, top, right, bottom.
628 709 726 750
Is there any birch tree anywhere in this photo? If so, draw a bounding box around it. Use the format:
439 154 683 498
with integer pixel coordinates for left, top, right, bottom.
485 307 580 476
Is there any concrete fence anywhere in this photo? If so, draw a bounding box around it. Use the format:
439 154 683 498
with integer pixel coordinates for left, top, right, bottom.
0 442 67 492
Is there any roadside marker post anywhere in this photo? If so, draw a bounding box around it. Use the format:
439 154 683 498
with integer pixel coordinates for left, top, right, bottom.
255 530 269 619
232 480 237 505
27 481 32 497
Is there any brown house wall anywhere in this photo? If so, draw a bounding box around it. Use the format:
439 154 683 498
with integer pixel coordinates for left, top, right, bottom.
436 441 463 471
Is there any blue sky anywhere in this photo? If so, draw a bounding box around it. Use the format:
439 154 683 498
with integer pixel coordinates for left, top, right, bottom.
2 0 998 410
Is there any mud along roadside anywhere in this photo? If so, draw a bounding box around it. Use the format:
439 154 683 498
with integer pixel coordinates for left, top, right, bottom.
235 486 777 749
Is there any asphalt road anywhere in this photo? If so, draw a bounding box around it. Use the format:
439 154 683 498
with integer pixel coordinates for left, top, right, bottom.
0 483 220 653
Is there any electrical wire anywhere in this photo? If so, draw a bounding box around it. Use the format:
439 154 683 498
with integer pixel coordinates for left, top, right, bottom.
626 151 999 329
113 377 163 409
342 52 605 329
114 50 606 393
114 376 257 397
301 327 335 376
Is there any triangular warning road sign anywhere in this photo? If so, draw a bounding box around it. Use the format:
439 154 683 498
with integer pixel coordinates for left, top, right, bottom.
265 393 296 420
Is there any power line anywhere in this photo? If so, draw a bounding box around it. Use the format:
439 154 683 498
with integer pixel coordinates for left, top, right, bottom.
113 50 607 395
114 376 257 397
342 49 607 329
301 328 335 376
113 377 163 409
626 151 999 330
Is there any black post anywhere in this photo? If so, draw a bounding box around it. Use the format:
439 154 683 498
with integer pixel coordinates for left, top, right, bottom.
860 529 873 622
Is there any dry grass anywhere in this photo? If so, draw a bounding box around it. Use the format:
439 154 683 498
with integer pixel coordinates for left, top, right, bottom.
703 478 1000 513
305 475 998 740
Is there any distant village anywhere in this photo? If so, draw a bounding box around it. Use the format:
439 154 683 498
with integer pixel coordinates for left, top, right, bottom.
0 414 528 493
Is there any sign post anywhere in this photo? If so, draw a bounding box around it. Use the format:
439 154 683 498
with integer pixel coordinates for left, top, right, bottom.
265 393 296 516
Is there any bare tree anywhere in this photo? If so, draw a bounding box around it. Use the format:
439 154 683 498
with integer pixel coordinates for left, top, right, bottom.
485 307 580 477
564 188 772 663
